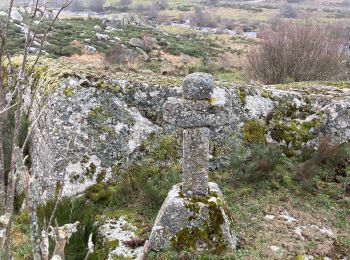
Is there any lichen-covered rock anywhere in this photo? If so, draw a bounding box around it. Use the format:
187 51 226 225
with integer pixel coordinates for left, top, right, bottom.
148 182 236 254
99 217 144 260
10 8 23 22
102 13 150 28
22 59 350 199
183 73 214 100
129 38 151 52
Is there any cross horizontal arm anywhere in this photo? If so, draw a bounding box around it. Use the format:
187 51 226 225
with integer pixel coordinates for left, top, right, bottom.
163 98 233 128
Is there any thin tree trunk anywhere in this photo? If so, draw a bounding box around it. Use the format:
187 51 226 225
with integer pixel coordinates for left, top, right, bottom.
0 16 6 215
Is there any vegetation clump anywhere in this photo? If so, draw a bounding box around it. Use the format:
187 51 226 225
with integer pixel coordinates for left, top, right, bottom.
242 119 266 145
247 22 349 84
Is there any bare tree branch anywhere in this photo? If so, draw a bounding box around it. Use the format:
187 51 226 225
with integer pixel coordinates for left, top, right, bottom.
0 102 17 116
46 133 76 232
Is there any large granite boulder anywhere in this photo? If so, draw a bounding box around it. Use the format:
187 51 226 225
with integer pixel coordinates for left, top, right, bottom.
14 59 349 200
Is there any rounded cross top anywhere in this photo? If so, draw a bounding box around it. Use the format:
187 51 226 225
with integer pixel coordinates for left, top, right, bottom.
183 73 214 100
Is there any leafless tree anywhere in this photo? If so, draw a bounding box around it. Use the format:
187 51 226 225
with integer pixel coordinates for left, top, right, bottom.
119 0 132 11
89 0 105 12
0 1 96 259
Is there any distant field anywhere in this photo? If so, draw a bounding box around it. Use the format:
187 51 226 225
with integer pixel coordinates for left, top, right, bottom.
104 0 202 9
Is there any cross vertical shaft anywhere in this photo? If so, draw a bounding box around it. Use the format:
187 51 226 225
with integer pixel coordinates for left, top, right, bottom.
182 127 210 197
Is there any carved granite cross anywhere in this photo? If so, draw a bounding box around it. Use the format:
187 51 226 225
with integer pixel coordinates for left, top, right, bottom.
163 73 232 197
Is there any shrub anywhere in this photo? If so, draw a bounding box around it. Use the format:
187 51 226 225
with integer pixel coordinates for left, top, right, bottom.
247 22 349 84
119 0 133 12
229 143 284 184
190 7 219 28
69 0 84 12
111 135 180 208
280 4 297 18
89 0 105 12
242 120 266 145
104 45 138 66
85 134 181 212
295 134 350 194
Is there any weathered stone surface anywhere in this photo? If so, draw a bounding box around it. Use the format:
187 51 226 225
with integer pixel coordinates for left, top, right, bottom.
102 13 150 28
84 45 97 54
19 60 350 200
129 38 151 52
99 217 144 259
148 183 236 253
96 33 109 41
182 128 210 197
149 72 235 252
183 73 214 100
10 8 23 22
163 97 233 128
93 25 102 31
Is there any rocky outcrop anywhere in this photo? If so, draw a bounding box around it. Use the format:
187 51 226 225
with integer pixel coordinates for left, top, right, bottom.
102 13 150 28
26 61 350 200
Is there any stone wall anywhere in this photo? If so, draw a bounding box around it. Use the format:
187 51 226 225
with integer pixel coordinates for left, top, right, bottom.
29 70 350 200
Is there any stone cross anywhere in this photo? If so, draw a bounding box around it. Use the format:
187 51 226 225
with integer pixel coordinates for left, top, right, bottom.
163 73 232 197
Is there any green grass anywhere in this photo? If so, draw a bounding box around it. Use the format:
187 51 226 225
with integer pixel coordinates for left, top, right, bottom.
213 69 246 83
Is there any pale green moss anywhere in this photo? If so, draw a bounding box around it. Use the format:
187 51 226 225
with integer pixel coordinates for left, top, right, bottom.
261 91 271 99
63 87 73 97
171 193 232 255
242 120 266 145
236 87 247 105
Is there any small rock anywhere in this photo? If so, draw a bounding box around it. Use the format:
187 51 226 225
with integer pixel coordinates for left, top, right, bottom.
129 38 151 52
28 47 38 54
84 45 97 54
279 210 297 223
83 38 91 43
93 25 102 32
319 227 335 238
294 226 304 239
114 36 122 42
270 245 280 252
96 33 109 41
135 47 149 61
0 11 8 18
11 9 23 22
264 214 275 221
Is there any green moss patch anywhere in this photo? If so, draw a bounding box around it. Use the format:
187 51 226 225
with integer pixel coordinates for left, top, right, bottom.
171 196 231 255
242 119 266 145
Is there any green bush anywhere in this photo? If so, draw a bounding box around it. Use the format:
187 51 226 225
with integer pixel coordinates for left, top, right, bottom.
109 134 181 209
84 134 181 215
295 135 350 185
229 143 285 184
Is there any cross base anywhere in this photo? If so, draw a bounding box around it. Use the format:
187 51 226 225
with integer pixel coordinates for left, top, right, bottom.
148 182 237 254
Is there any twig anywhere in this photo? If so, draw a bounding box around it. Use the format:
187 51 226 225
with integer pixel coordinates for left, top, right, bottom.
21 104 47 153
0 102 17 116
46 132 76 232
28 0 74 75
